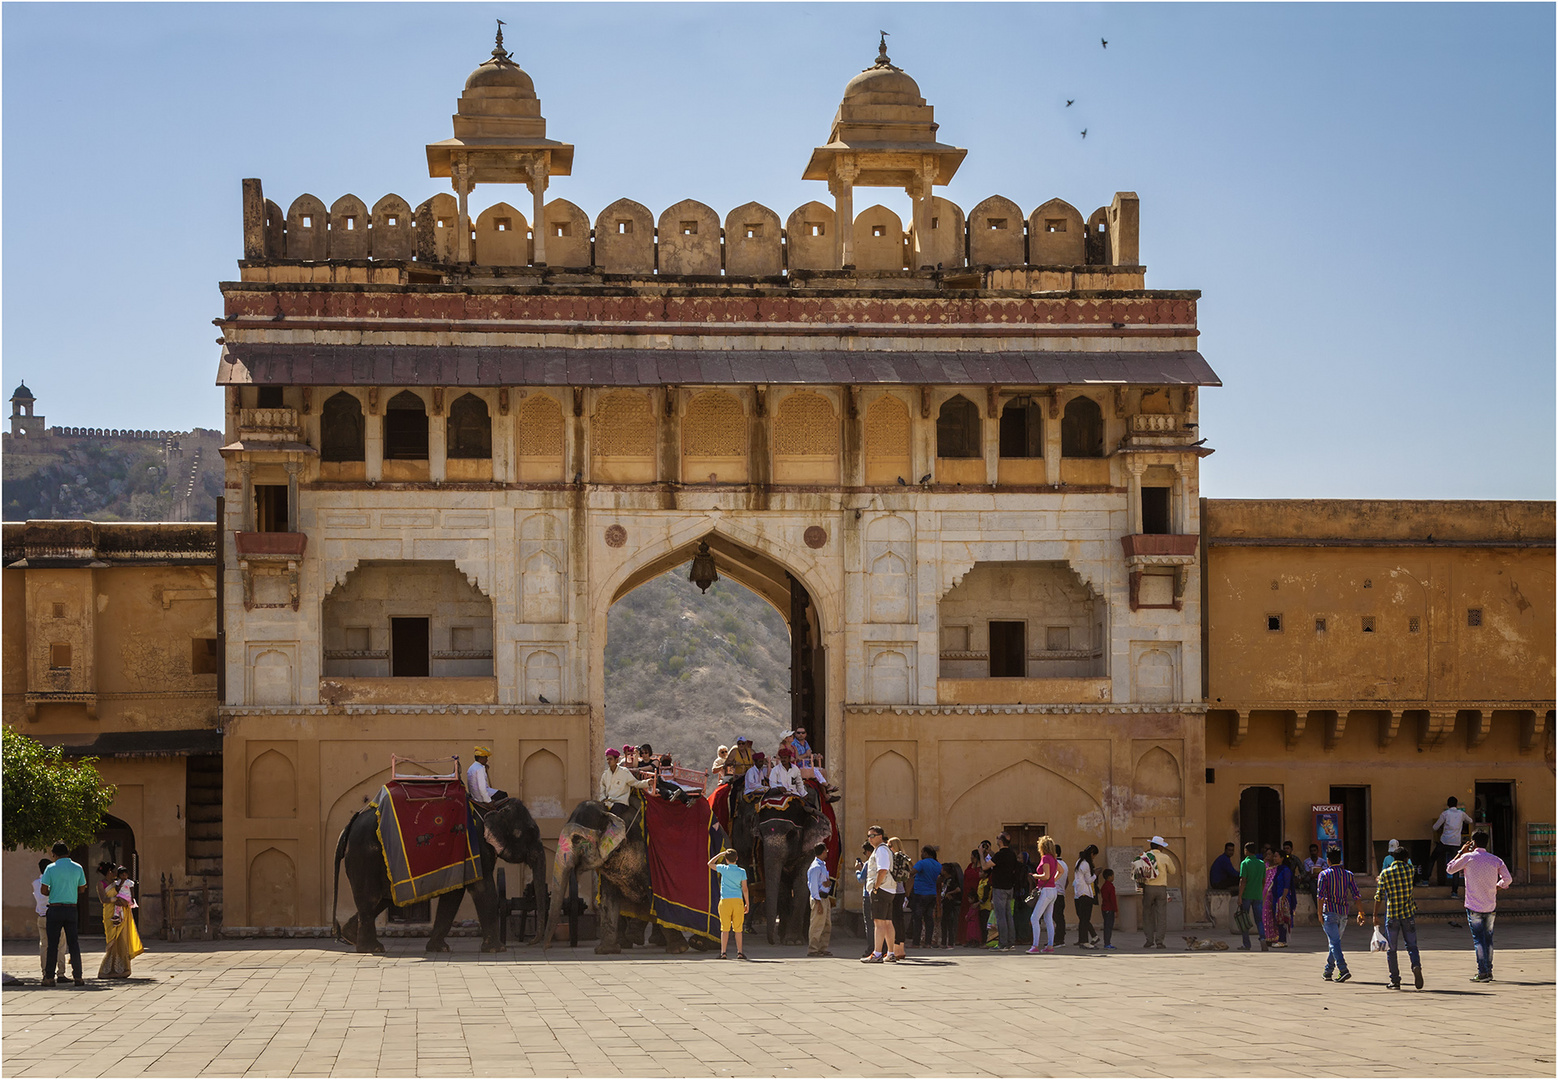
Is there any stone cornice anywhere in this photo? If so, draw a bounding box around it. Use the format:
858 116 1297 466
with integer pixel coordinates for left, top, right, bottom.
843 702 1208 716
219 704 590 719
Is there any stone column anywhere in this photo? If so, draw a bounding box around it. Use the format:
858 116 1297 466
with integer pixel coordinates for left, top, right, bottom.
909 158 936 269
284 461 300 534
452 161 473 263
830 159 859 268
529 155 549 267
238 460 254 532
1125 459 1146 535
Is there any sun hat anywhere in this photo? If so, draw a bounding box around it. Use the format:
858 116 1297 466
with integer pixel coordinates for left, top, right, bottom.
1387 838 1400 852
1150 835 1168 848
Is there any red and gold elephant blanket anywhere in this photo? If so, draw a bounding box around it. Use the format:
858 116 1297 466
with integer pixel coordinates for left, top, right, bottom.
374 779 481 907
644 793 723 941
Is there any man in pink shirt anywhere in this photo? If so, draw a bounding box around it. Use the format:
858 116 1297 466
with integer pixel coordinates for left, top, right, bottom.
1446 831 1513 982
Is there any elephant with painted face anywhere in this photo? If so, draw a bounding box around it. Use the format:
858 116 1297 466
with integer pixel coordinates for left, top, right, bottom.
539 796 692 955
332 796 549 954
751 795 836 945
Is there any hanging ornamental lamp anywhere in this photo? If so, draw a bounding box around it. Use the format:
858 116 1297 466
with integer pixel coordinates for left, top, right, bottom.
688 541 719 593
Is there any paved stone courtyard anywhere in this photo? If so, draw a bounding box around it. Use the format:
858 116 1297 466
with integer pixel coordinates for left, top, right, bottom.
2 921 1553 1077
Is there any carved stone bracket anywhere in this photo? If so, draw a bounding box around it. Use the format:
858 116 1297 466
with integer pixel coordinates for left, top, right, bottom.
572 387 584 417
239 558 301 612
431 387 445 416
919 386 932 420
1323 710 1346 750
1285 710 1306 748
1045 387 1061 420
1419 711 1456 749
367 387 380 414
847 385 860 420
1467 710 1492 749
1230 709 1250 747
1521 709 1549 752
497 388 509 416
1379 711 1403 747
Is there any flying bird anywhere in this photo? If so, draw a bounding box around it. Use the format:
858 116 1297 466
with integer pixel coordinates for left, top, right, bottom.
1101 37 1108 48
1081 129 1088 139
1066 99 1075 107
896 476 908 486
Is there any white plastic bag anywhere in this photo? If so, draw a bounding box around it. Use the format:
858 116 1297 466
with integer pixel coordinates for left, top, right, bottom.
1370 926 1388 953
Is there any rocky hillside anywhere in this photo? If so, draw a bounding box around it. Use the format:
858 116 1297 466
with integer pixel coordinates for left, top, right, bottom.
3 432 223 522
604 567 792 768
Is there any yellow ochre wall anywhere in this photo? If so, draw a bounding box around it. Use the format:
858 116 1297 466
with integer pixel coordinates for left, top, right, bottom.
1202 499 1555 878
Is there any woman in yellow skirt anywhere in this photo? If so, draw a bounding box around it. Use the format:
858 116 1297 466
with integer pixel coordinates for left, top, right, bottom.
97 865 143 978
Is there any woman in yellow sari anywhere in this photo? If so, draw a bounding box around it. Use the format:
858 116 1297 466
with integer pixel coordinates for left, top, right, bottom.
97 866 143 978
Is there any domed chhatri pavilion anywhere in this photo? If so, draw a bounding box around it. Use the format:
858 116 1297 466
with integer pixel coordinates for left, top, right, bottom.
4 33 1549 940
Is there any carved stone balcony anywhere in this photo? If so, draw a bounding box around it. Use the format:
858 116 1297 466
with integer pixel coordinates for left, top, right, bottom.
233 531 306 611
233 531 307 559
1120 533 1199 565
237 407 301 443
1123 412 1196 446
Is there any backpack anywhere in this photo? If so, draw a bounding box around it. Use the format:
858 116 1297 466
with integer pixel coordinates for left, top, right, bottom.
1131 852 1158 885
891 850 914 885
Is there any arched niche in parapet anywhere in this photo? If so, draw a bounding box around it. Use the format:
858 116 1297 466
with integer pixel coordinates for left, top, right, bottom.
594 198 654 274
370 194 413 260
1086 206 1110 265
968 195 1024 266
911 196 965 270
784 201 836 271
657 199 721 276
414 194 458 263
474 203 529 267
724 202 782 276
541 198 591 268
263 199 285 257
1029 198 1086 265
328 194 369 260
853 204 905 272
286 194 328 260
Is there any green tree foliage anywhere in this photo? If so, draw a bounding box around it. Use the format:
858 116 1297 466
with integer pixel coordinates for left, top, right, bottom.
1 729 117 852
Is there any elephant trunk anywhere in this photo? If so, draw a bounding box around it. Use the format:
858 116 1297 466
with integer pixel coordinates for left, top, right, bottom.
540 840 576 952
762 828 792 945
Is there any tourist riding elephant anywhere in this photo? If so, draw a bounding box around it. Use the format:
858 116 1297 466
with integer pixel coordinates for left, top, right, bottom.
332 796 549 954
539 797 691 955
753 794 836 945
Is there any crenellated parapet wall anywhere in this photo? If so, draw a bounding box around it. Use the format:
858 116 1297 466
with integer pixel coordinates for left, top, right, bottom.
241 180 1140 275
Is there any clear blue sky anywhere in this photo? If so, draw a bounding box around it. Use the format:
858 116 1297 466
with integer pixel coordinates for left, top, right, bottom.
4 3 1552 499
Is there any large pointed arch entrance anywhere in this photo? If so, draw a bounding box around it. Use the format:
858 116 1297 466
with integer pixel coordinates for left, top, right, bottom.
602 531 829 760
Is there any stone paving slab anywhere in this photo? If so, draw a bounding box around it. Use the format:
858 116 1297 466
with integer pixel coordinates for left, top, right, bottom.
3 921 1553 1077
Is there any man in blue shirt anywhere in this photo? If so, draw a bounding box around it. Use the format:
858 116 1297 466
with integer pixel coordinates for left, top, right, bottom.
805 843 834 957
909 845 942 948
40 842 87 986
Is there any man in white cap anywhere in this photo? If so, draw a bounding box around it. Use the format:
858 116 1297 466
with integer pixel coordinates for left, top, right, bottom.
466 747 506 804
1136 836 1176 949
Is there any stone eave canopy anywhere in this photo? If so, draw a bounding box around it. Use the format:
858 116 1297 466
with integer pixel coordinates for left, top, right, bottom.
426 138 576 180
802 143 965 186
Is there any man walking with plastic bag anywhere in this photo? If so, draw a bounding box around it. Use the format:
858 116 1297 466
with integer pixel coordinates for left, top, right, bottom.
1371 850 1423 990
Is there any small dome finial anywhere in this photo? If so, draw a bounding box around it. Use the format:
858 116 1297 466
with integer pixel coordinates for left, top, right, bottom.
493 18 509 61
875 29 891 68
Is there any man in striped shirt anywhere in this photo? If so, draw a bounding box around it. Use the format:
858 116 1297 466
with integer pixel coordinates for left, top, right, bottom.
1315 848 1362 983
1371 853 1423 990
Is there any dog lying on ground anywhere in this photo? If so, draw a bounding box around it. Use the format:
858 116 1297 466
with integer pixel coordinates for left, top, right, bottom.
1182 936 1229 951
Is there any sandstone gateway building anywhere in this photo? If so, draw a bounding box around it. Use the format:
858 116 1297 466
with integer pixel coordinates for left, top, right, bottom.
5 39 1552 936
